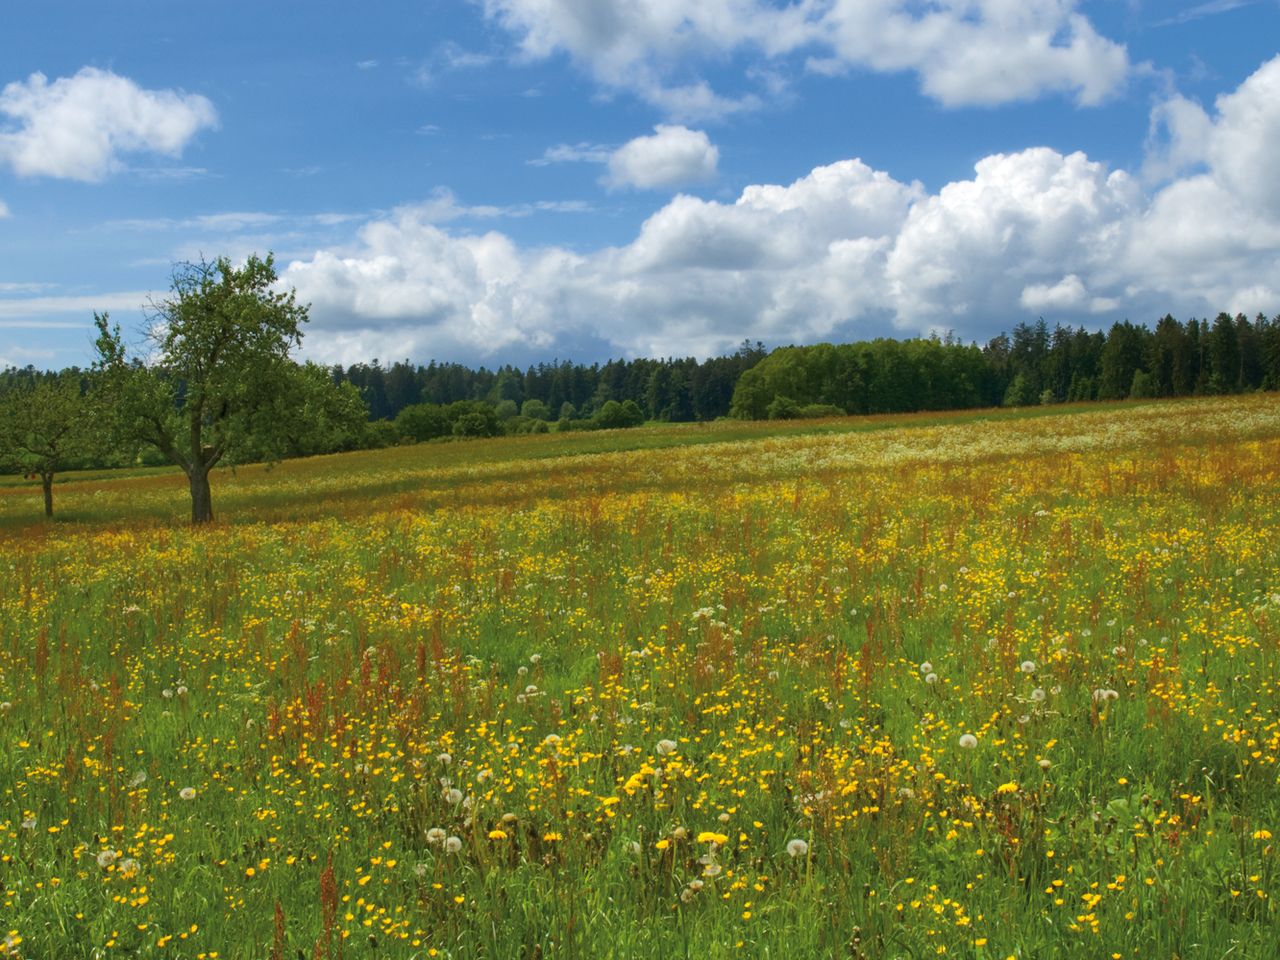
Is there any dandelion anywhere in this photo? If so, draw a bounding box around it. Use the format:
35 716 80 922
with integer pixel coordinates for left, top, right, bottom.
958 734 978 749
542 832 562 843
786 839 809 858
543 733 561 747
996 782 1019 795
0 702 10 713
96 849 119 868
443 788 464 805
1254 829 1273 841
697 831 729 846
488 829 508 841
655 739 678 756
924 672 938 684
1020 660 1036 674
702 862 723 878
437 753 452 765
1039 758 1053 770
919 661 933 674
20 818 36 830
1030 688 1046 701
178 787 196 801
426 828 446 846
626 841 642 856
445 836 463 854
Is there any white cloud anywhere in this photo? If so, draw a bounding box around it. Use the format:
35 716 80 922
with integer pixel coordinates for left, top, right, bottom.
282 56 1280 365
530 141 612 166
0 67 217 182
605 125 719 190
481 0 1130 118
885 149 1142 327
0 198 9 218
0 291 152 318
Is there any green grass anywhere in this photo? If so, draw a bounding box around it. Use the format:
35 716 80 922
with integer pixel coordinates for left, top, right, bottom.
0 394 1278 958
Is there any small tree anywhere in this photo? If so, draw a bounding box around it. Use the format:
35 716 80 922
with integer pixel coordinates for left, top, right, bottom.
0 374 96 518
94 254 334 523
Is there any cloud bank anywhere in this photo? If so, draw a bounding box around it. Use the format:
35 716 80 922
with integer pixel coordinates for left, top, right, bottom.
480 0 1131 118
0 67 217 182
280 55 1280 365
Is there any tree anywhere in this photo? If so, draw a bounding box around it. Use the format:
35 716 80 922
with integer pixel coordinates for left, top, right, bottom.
94 254 323 524
0 373 96 518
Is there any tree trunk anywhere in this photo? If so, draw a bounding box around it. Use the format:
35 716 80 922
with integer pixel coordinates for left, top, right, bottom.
189 469 214 524
42 473 54 519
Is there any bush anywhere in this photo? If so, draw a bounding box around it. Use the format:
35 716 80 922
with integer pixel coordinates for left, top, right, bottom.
593 399 645 429
520 399 551 421
766 396 802 420
394 403 450 442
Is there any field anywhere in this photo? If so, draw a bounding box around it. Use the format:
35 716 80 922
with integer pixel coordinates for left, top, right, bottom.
2 396 1279 958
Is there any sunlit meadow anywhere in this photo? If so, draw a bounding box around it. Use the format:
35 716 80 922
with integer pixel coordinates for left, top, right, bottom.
2 396 1279 958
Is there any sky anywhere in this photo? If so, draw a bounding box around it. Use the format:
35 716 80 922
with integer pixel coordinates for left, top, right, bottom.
1 1 1279 371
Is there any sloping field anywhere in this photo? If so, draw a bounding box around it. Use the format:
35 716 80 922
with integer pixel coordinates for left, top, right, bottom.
2 396 1279 958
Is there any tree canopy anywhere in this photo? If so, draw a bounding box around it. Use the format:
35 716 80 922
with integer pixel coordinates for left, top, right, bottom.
94 253 363 523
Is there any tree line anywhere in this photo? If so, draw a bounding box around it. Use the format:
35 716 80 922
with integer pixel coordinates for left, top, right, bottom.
1 249 1276 523
730 314 1280 419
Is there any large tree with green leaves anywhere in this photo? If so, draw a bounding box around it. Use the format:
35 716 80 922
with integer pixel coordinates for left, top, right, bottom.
0 373 97 518
94 253 360 523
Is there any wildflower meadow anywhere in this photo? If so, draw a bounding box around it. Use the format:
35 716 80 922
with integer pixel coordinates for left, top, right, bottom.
1 395 1278 958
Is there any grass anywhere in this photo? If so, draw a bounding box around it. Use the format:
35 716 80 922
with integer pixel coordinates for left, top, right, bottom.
1 394 1278 958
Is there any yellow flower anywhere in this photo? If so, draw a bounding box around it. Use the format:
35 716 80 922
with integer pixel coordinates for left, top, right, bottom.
996 782 1019 795
488 829 508 840
654 839 670 851
543 832 562 842
697 831 729 845
1254 829 1272 841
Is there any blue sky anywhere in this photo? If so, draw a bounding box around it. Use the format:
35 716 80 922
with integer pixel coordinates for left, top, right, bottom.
2 0 1279 370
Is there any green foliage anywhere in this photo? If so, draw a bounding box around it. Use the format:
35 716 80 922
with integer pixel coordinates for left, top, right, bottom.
520 398 551 421
1002 372 1037 407
394 403 451 442
1129 368 1155 399
450 402 501 438
766 395 802 420
593 399 645 429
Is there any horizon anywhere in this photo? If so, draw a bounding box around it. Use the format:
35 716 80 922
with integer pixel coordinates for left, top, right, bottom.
2 1 1279 372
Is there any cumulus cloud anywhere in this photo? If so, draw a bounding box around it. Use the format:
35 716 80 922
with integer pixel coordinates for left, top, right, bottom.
0 198 9 218
282 56 1280 366
0 67 217 181
605 125 719 190
481 0 1130 117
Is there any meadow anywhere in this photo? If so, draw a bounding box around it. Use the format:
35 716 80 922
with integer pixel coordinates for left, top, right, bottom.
1 395 1278 958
